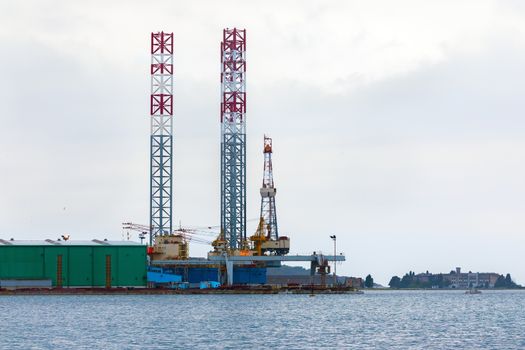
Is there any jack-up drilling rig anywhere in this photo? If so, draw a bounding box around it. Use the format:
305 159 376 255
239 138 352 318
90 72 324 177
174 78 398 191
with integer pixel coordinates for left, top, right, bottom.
140 28 344 286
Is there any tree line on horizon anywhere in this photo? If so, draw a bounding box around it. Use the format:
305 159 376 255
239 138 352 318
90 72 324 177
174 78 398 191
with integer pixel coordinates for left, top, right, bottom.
388 271 522 289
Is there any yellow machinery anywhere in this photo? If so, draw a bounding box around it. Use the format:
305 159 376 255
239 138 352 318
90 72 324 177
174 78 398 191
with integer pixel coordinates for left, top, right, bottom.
250 217 267 256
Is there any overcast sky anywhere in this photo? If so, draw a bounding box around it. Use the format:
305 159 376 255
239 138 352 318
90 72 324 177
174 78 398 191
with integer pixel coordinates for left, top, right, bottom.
1 0 524 285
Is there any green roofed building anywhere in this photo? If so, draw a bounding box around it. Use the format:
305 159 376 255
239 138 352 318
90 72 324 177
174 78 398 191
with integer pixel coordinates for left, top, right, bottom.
0 239 147 288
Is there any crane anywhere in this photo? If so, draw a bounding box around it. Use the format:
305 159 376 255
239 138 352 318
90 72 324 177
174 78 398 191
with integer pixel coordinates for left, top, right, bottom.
122 222 151 244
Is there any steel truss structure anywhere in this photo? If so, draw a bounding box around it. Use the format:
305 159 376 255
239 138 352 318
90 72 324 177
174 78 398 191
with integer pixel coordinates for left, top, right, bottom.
150 32 174 244
259 136 279 240
220 28 247 250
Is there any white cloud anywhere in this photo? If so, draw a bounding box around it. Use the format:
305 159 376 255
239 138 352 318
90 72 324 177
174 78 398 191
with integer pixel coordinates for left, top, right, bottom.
0 0 524 284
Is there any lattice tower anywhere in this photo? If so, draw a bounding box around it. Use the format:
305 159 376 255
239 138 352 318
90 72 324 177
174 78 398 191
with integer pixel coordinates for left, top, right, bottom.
220 28 247 250
259 136 279 240
149 32 174 244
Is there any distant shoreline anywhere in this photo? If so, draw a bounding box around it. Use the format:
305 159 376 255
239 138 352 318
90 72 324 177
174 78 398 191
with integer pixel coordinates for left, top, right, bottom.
365 287 525 291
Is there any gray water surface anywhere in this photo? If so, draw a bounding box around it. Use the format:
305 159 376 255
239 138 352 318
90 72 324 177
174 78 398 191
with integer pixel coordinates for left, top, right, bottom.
0 290 524 349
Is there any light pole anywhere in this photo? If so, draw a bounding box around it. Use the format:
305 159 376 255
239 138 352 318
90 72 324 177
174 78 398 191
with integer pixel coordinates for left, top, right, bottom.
330 235 336 287
139 232 146 245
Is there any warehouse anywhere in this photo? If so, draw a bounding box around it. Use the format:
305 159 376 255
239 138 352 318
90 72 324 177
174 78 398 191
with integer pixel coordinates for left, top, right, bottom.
0 239 147 288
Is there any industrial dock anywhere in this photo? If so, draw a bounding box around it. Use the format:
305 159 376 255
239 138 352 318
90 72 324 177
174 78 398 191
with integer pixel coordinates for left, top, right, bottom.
0 28 348 294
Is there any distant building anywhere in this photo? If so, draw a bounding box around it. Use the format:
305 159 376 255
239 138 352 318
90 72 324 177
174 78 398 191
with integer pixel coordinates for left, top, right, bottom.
414 267 500 288
268 275 318 285
446 267 500 289
344 277 363 288
266 265 362 287
266 275 362 287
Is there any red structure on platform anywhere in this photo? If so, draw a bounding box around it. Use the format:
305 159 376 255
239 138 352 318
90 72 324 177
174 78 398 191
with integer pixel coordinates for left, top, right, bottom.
220 28 246 123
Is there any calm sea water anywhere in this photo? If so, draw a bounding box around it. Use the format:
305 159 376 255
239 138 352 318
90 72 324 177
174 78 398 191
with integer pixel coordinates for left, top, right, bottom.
0 290 524 349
